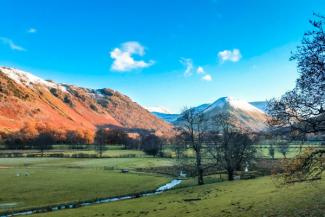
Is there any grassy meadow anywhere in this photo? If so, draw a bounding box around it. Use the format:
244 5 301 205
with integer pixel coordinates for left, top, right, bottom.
33 175 325 217
0 144 324 216
0 145 146 158
0 157 174 213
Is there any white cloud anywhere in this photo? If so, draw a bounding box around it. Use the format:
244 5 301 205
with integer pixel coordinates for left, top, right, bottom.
202 74 212 81
0 37 26 51
218 49 241 63
179 58 193 77
196 66 205 74
28 28 37 33
110 41 154 72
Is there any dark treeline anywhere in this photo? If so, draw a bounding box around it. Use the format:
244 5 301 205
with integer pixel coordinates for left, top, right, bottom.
94 128 165 157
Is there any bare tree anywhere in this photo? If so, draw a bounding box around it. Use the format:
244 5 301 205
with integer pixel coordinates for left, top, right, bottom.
105 128 129 148
173 134 187 160
267 14 325 182
209 112 257 181
267 14 325 135
141 134 163 157
277 142 290 159
94 128 107 158
268 144 275 160
178 107 206 185
33 132 56 157
66 130 85 149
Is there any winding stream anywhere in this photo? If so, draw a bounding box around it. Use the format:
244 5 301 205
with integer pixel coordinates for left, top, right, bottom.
0 179 182 217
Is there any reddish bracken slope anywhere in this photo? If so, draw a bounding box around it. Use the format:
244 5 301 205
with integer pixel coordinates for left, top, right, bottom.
0 67 174 136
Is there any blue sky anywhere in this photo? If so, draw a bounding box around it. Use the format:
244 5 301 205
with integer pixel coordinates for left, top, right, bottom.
1 0 324 113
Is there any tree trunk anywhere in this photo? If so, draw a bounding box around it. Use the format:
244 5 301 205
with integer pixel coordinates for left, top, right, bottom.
100 148 103 158
227 168 234 181
195 147 204 185
197 167 204 185
41 146 44 157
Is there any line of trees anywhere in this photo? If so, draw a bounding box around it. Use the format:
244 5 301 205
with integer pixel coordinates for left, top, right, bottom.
94 128 164 157
2 123 94 151
1 123 166 158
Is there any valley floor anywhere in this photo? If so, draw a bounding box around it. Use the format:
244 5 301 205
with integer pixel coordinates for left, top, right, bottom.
0 157 324 217
33 175 325 217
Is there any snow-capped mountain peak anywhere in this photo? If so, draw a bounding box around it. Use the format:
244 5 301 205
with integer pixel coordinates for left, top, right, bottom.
204 96 265 113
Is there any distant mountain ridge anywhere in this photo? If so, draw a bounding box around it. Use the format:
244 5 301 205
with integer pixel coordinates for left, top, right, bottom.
0 67 174 136
152 97 268 131
190 103 211 114
151 112 180 123
249 101 268 112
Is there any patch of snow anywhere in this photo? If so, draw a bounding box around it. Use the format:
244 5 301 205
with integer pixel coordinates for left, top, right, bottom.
95 89 105 98
59 84 68 92
145 106 172 114
0 67 66 92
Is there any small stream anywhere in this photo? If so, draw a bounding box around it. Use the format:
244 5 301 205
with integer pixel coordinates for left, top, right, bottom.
0 179 182 217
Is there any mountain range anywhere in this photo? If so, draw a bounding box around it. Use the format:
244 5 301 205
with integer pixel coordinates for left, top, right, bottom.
0 66 268 135
0 67 173 136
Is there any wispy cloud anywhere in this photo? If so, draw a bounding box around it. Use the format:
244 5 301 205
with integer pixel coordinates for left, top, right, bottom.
196 66 205 74
202 74 212 81
28 28 37 33
110 41 154 72
179 58 193 77
180 60 212 81
218 49 241 63
0 37 26 51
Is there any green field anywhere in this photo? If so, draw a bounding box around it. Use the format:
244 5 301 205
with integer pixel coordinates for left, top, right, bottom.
256 146 303 159
33 175 325 217
255 143 324 159
0 148 146 158
0 147 324 217
0 157 174 213
0 157 176 169
162 143 324 160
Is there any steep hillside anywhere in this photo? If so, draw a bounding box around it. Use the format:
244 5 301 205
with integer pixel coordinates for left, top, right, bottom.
0 67 174 136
